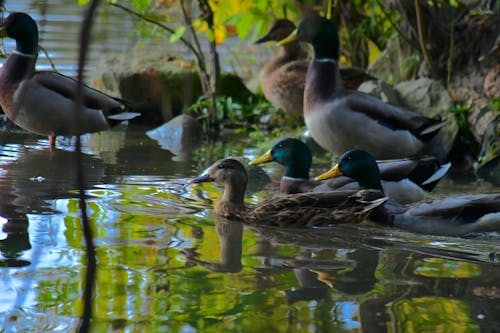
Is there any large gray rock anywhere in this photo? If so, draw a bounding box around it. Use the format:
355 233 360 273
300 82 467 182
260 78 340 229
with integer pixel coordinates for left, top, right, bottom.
146 114 201 161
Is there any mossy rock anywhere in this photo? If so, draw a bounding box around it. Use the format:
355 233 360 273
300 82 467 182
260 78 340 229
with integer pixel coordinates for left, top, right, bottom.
90 50 254 126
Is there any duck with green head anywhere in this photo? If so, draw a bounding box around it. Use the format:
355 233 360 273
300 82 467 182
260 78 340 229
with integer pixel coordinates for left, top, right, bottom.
255 18 373 117
0 12 139 149
315 150 500 236
250 138 450 204
190 158 387 228
278 15 445 159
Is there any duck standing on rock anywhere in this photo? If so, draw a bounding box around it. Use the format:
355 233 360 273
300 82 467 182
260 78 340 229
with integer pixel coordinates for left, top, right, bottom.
251 138 450 204
0 12 139 149
255 19 373 117
278 15 446 159
190 158 387 228
315 149 500 236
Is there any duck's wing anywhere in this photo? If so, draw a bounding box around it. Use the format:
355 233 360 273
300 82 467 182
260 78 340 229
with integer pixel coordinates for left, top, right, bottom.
345 91 446 139
32 71 131 114
377 156 451 191
249 190 387 228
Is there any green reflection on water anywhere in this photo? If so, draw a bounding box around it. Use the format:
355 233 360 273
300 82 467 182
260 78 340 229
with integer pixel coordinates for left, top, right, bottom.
388 296 480 333
414 257 483 278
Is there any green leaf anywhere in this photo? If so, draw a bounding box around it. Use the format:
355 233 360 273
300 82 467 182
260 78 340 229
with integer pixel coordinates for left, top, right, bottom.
78 0 90 5
169 26 186 43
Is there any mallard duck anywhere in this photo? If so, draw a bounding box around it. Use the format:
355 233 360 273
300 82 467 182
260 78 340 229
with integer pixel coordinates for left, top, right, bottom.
256 19 373 116
250 138 450 204
0 12 139 149
315 149 500 236
278 15 445 159
190 158 387 228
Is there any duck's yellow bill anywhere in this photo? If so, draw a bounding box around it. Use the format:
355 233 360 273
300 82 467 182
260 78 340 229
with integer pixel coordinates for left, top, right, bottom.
277 29 299 46
0 27 7 38
314 164 343 181
249 150 273 165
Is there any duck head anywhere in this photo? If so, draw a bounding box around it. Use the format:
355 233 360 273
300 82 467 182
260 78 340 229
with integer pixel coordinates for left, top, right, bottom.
315 150 383 190
250 138 312 179
0 12 39 55
279 14 339 60
255 19 297 44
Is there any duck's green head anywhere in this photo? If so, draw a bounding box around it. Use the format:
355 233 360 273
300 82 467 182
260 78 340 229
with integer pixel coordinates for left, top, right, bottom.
0 12 39 55
249 138 312 179
279 14 339 60
315 150 382 190
255 19 296 44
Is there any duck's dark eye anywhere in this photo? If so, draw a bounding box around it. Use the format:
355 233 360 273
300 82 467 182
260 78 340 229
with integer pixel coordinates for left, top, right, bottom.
218 164 225 169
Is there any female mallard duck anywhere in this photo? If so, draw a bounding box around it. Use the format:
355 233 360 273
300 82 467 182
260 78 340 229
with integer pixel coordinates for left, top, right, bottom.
278 15 445 159
250 138 450 203
256 19 373 116
0 12 139 149
190 158 387 228
315 149 500 236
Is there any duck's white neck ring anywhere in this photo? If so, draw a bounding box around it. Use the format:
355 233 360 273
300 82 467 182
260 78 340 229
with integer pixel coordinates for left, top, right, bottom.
12 50 37 58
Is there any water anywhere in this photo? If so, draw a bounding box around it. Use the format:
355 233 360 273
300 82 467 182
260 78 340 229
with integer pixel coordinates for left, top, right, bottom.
1 1 500 332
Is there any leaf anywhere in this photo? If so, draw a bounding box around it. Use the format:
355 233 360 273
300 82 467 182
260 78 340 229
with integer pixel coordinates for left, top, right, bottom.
78 0 90 5
169 26 186 42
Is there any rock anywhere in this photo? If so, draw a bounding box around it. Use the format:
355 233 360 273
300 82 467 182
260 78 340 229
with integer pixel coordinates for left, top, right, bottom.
146 114 201 161
357 80 402 105
367 35 421 84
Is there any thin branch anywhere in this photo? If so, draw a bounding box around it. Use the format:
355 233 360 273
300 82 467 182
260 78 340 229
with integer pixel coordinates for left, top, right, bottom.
75 1 100 332
108 1 206 71
414 0 440 78
38 45 57 71
374 0 416 49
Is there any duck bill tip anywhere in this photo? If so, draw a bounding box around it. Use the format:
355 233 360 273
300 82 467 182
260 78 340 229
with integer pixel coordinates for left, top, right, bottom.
190 174 214 184
314 164 343 181
249 150 273 165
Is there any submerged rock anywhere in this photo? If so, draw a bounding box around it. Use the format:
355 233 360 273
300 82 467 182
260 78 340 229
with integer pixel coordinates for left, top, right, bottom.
146 114 201 161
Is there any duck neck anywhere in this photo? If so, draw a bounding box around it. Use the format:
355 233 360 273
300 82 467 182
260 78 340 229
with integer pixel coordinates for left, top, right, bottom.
305 60 343 107
357 173 384 192
16 36 38 55
279 42 308 62
284 160 310 179
221 180 247 209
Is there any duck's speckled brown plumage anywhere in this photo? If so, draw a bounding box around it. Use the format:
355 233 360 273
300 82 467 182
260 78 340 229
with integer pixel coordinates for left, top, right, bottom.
191 158 387 228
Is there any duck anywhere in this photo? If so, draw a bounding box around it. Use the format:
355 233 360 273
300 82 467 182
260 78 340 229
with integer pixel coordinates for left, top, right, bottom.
315 149 500 236
190 158 387 228
0 12 139 149
278 15 446 159
255 19 373 117
250 138 450 203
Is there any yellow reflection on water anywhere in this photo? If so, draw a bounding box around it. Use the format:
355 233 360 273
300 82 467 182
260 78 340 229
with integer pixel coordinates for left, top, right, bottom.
414 257 482 278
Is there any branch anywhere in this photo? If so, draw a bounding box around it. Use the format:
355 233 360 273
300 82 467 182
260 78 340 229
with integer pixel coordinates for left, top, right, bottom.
75 1 100 332
108 1 206 72
414 0 440 78
374 0 417 49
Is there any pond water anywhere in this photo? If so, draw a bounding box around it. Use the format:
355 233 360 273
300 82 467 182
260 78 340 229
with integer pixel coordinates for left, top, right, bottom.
1 1 500 332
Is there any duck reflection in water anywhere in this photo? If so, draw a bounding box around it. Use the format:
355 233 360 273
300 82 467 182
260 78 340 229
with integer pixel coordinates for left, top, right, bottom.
0 145 106 266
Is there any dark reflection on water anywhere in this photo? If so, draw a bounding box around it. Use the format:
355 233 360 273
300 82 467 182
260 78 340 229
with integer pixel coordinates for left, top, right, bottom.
0 128 499 332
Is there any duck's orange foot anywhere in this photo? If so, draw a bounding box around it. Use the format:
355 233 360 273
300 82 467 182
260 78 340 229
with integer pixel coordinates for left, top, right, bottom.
49 136 56 151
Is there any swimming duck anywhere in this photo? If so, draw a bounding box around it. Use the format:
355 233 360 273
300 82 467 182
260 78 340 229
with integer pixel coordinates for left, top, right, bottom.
190 158 387 228
0 12 139 149
278 15 445 159
250 138 450 204
315 149 500 236
256 19 373 116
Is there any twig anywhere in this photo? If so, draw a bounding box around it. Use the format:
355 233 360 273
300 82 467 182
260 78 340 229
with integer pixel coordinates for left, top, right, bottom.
108 1 206 72
38 45 57 71
374 0 417 49
75 1 100 332
414 0 440 78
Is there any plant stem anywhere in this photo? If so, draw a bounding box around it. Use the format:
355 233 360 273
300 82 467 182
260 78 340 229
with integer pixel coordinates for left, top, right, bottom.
414 0 440 78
